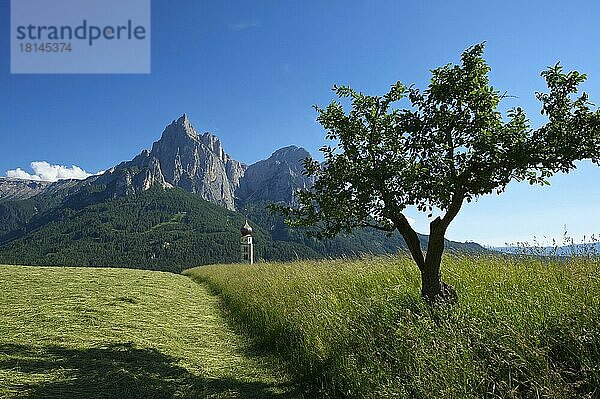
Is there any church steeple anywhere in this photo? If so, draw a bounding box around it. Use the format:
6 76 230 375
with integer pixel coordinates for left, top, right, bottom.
240 220 254 264
241 220 253 236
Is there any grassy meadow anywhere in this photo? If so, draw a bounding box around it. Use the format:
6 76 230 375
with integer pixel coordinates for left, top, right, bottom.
0 265 297 398
184 255 600 399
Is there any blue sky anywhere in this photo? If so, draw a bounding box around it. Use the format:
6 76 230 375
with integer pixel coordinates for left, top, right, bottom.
1 0 599 246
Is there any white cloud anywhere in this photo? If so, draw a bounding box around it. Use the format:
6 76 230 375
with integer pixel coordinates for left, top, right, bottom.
6 161 99 182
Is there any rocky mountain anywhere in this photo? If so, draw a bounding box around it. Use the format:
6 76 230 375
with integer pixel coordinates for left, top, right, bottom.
45 114 309 211
0 113 313 230
236 146 314 206
80 114 246 210
0 178 52 201
0 177 79 202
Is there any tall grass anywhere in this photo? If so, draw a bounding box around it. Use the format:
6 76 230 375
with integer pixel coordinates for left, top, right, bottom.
184 255 600 398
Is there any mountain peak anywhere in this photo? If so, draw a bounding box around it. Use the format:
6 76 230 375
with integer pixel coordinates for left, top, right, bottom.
161 114 198 142
235 144 314 206
133 114 244 210
154 114 239 165
270 145 310 161
176 113 190 125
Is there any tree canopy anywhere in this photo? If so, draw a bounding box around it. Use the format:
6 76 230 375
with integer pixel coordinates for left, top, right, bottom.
278 43 600 302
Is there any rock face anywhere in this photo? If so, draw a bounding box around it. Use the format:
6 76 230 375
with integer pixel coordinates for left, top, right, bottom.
102 114 248 210
235 145 314 206
108 114 312 210
1 114 312 211
0 178 52 201
0 177 78 202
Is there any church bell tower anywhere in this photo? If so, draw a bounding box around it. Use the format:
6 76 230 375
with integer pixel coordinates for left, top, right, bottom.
240 220 254 264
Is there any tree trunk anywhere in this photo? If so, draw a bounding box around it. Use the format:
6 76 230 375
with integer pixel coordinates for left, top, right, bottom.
393 210 460 304
421 219 457 303
391 214 425 270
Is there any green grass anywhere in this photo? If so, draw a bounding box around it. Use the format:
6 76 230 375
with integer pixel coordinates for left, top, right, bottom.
0 265 299 398
184 255 600 398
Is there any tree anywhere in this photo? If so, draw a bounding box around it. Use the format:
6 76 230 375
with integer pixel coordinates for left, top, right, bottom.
276 43 600 303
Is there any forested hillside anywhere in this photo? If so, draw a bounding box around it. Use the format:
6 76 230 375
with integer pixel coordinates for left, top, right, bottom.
0 187 485 272
0 188 323 272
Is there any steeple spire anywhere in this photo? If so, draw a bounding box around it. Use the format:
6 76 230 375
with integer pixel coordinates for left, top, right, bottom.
240 219 254 264
241 219 253 236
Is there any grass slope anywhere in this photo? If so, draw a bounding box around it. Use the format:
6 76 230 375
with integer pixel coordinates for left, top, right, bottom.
185 255 600 399
0 265 298 398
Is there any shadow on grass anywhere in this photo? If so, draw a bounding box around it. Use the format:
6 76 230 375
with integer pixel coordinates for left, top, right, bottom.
0 342 300 399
